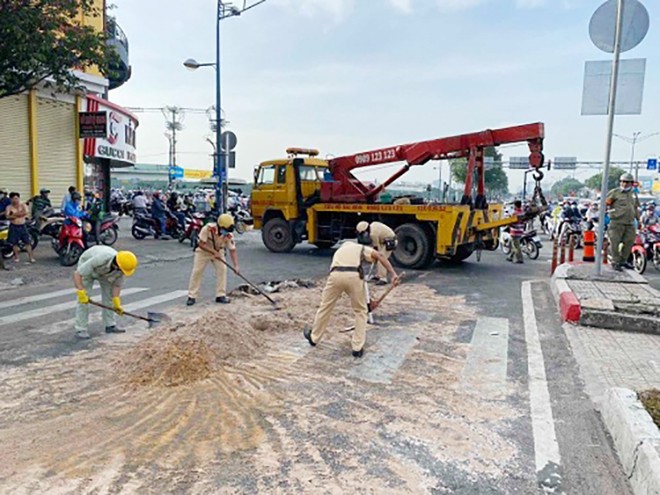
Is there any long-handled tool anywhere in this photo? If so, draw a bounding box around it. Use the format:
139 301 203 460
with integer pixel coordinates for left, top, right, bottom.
88 299 170 328
340 272 406 333
199 246 280 308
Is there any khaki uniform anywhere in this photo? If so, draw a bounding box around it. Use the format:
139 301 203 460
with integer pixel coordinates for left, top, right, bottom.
369 222 396 280
75 246 124 331
607 188 639 265
311 242 377 352
187 224 236 299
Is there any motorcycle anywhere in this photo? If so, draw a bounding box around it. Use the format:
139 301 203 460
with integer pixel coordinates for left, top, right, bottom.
501 228 543 260
631 225 660 275
83 215 120 246
0 220 40 259
32 208 64 240
52 216 86 266
230 206 253 235
131 209 182 240
179 211 207 249
557 219 582 248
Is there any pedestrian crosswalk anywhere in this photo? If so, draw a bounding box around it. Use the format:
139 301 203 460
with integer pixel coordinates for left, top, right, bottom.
0 287 187 329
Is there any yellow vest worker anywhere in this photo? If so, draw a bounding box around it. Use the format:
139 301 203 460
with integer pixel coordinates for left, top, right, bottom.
356 221 397 284
304 241 400 358
186 214 239 305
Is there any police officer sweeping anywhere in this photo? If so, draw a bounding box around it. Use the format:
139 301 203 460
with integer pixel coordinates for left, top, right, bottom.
186 213 239 306
73 246 138 339
356 221 397 285
303 236 400 358
606 173 640 271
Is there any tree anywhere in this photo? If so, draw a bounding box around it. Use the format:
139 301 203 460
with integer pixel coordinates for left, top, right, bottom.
585 167 626 192
450 147 509 197
551 177 585 198
0 0 115 99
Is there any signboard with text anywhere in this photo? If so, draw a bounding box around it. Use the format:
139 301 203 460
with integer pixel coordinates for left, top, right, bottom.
83 96 138 165
79 111 107 138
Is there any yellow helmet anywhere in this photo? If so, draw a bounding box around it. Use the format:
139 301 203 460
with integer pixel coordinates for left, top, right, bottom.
116 251 138 277
218 213 235 229
356 221 370 233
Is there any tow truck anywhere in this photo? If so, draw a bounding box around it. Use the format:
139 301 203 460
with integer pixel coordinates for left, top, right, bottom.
250 123 547 269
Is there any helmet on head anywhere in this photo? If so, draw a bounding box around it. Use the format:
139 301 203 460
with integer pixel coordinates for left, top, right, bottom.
71 192 81 201
116 251 138 277
620 173 634 183
356 221 370 234
218 213 234 230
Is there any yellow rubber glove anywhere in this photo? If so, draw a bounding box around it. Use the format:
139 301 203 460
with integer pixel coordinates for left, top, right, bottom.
77 289 90 304
112 296 124 316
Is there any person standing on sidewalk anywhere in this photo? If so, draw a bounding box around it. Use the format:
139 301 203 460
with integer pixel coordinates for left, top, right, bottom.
73 246 138 339
186 213 239 306
606 173 640 271
506 200 525 264
6 192 36 264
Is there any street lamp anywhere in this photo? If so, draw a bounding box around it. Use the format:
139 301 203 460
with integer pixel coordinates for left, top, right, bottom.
613 131 660 181
183 0 267 213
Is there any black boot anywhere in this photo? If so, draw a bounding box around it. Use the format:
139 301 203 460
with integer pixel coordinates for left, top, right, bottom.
186 297 196 306
352 348 364 358
215 296 230 304
105 326 125 334
303 327 316 347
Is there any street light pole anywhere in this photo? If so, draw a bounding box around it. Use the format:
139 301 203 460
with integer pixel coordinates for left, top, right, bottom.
614 131 660 182
215 0 224 213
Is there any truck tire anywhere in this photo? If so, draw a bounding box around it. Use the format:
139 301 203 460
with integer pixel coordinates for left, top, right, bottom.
263 218 296 253
448 244 474 263
393 223 434 269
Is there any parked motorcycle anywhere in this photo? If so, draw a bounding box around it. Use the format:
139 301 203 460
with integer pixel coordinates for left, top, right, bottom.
31 208 64 240
501 228 543 260
179 211 207 249
131 210 182 240
0 220 40 259
230 206 253 235
52 216 86 266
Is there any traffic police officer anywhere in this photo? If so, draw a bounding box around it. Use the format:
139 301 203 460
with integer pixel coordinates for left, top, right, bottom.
304 239 400 358
186 213 239 306
606 173 640 271
74 246 138 339
356 221 397 284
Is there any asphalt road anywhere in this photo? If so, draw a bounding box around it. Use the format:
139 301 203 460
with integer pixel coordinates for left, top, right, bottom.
0 219 633 494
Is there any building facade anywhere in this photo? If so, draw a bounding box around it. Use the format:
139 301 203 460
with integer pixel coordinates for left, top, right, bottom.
0 1 135 207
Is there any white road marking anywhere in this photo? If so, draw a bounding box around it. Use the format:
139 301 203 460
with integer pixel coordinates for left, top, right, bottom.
522 281 563 491
122 290 189 312
0 288 78 310
460 317 509 397
0 288 148 326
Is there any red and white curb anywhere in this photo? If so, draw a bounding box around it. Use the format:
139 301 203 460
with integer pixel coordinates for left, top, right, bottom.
551 277 581 323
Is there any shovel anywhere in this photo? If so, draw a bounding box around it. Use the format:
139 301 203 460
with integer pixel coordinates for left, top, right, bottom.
199 246 281 309
88 299 170 328
340 272 406 333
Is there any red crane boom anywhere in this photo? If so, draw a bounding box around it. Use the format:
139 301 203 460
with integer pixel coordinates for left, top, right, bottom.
322 122 545 206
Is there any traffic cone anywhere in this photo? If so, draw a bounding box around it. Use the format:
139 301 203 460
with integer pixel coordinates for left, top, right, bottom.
583 230 595 262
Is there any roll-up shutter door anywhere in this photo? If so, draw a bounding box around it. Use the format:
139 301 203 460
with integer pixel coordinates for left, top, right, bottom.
37 98 77 206
0 95 31 198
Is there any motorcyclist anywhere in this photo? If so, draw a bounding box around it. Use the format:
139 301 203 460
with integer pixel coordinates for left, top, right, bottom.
0 188 11 220
167 191 186 228
27 188 52 219
151 192 168 239
63 192 87 220
586 202 600 230
641 204 658 227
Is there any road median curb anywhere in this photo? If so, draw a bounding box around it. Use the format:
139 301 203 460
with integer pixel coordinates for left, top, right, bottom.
601 388 660 495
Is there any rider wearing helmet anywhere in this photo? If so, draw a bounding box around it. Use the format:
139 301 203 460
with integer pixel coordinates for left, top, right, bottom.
27 188 52 218
606 173 640 271
641 203 658 227
73 247 138 339
186 213 239 306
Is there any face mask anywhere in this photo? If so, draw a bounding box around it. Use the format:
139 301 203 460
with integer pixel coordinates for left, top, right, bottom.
621 186 632 192
221 228 233 236
357 231 372 246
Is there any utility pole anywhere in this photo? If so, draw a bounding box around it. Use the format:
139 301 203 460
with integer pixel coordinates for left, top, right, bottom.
613 131 659 181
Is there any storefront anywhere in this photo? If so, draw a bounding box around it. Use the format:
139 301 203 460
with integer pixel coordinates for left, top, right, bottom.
82 95 138 211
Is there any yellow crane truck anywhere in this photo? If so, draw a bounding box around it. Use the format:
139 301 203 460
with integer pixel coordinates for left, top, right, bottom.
250 123 547 269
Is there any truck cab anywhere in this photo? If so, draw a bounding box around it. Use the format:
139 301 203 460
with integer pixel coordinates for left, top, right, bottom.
251 148 329 252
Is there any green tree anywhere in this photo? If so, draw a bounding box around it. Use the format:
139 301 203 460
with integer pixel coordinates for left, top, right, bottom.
551 177 585 198
450 147 509 197
584 167 626 192
0 0 115 99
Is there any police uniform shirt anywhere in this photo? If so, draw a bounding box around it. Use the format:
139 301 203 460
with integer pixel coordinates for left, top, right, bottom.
198 224 236 252
331 242 376 269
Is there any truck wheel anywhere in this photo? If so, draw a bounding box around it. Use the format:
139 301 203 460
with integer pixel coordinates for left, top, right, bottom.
263 218 296 253
449 244 475 263
393 223 434 269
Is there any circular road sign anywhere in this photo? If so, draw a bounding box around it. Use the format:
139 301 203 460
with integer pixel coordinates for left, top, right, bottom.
221 131 237 152
589 0 650 53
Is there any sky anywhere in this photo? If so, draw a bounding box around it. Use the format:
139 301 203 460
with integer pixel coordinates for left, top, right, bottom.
110 0 660 192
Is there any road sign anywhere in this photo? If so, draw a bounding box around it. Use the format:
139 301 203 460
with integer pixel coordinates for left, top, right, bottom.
221 131 237 152
581 58 646 115
648 158 658 170
227 151 236 169
509 157 529 169
553 157 578 170
169 165 184 180
589 0 650 54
